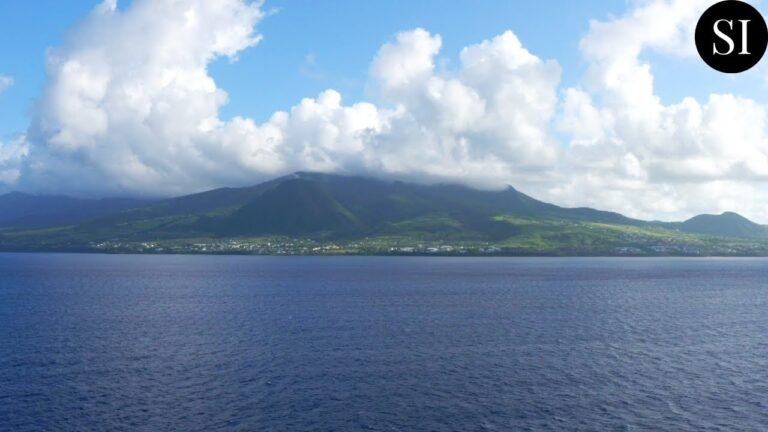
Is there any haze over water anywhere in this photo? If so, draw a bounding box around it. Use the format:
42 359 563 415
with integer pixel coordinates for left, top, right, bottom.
1 254 767 431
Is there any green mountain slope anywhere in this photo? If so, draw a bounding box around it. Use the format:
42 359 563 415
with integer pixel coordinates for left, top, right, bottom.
216 178 361 236
2 172 768 256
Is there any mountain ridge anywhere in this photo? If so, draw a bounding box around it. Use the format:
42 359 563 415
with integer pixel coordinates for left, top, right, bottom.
0 192 149 230
2 172 767 255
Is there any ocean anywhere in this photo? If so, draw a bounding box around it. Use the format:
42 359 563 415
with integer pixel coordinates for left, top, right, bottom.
1 254 767 431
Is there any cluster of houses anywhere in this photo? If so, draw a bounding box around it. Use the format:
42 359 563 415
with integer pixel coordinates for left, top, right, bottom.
90 239 507 255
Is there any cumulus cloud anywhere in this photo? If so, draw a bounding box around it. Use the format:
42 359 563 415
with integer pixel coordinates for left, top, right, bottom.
14 0 562 197
19 0 265 195
556 0 768 221
366 29 562 187
6 0 768 221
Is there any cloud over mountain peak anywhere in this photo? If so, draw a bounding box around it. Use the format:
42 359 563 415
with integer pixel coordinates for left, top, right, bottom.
3 0 768 222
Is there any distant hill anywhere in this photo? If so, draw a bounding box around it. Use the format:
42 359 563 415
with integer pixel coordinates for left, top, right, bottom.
2 173 768 256
679 212 768 239
0 192 148 229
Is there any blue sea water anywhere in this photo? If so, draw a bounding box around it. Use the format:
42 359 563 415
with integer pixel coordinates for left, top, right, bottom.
1 254 767 431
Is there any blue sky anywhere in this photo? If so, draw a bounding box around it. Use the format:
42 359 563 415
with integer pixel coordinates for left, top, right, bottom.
0 0 616 137
3 0 763 139
4 0 768 221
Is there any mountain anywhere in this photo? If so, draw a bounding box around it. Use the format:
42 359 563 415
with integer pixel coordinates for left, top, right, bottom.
679 212 768 239
191 172 639 240
0 192 149 229
2 172 768 256
50 172 639 241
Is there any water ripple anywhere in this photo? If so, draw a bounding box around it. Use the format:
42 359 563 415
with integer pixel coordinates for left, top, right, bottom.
1 255 767 431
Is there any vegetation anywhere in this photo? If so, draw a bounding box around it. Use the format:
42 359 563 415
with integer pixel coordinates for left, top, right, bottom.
2 172 768 256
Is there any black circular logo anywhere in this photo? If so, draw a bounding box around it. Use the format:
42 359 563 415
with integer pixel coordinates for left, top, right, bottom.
695 0 768 73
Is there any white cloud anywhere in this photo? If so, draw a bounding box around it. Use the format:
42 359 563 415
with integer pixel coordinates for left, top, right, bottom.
0 136 29 185
0 75 23 187
6 0 768 222
14 0 563 198
555 0 768 221
21 0 265 195
0 75 13 94
365 29 562 187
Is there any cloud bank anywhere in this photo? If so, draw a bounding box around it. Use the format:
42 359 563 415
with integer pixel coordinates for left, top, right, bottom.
4 0 768 221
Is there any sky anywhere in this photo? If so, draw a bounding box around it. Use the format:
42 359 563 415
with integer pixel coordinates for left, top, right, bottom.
1 0 768 222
